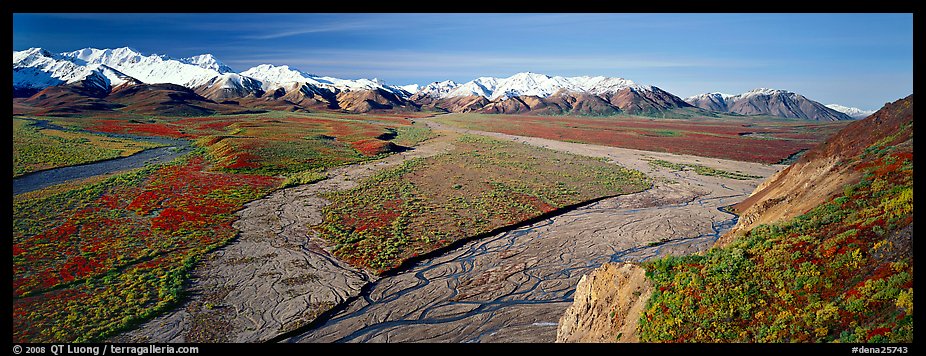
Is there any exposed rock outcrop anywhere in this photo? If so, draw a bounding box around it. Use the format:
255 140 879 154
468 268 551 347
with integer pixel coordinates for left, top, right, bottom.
556 262 652 343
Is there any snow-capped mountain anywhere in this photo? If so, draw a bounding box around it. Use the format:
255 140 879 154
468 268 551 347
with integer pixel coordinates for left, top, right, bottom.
13 48 137 96
14 46 864 120
412 80 459 99
440 72 653 100
825 104 875 119
410 80 459 99
413 72 690 115
181 54 234 73
397 84 420 94
62 47 231 88
684 92 736 112
194 73 265 100
240 64 314 88
240 63 408 97
14 47 419 112
445 77 500 98
685 88 854 121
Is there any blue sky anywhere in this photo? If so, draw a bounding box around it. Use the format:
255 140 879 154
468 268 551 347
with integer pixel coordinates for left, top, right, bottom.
13 13 912 110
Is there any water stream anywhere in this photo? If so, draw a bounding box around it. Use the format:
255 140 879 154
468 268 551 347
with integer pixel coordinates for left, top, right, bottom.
13 119 192 195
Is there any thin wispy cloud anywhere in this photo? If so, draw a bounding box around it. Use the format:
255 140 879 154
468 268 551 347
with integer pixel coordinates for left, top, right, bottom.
227 49 770 69
240 21 377 40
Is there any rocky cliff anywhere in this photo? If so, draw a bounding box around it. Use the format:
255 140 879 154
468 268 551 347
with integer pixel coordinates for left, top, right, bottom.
556 263 653 342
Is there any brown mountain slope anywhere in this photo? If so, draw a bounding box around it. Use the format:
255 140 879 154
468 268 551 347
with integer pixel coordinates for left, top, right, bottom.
603 87 693 115
232 83 338 112
728 91 852 121
209 83 417 113
426 95 492 113
719 94 914 246
192 75 265 101
335 88 419 113
482 91 621 116
107 83 245 116
18 83 122 115
412 86 692 116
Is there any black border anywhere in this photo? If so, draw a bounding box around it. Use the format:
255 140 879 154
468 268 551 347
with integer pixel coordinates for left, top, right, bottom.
5 1 921 353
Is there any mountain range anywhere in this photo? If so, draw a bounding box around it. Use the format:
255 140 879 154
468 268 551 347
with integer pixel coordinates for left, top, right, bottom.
684 89 854 121
824 104 875 119
13 47 866 120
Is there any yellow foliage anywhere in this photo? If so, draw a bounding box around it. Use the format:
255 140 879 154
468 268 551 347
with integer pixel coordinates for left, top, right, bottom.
815 327 829 337
895 288 913 313
881 187 912 218
849 249 864 269
872 239 891 252
815 302 839 325
890 261 909 272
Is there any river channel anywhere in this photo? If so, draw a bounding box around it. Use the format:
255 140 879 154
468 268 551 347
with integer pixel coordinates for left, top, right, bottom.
12 119 192 195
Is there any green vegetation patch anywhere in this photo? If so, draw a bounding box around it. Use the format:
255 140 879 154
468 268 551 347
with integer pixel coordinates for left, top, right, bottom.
314 134 650 274
392 123 439 147
638 137 913 343
13 118 163 177
193 115 435 176
647 159 761 180
11 112 438 342
12 150 280 342
280 169 327 188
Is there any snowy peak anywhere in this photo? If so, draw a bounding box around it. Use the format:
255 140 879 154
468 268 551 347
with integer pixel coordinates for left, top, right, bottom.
61 47 227 87
64 47 147 66
685 92 735 102
193 73 265 101
14 46 413 105
687 88 798 106
743 88 791 97
415 80 460 98
446 77 499 98
13 47 57 64
826 104 875 119
441 72 653 100
572 75 652 95
490 72 556 99
181 54 234 73
684 92 736 112
241 64 314 87
241 64 406 96
418 72 689 115
13 47 137 93
397 84 420 93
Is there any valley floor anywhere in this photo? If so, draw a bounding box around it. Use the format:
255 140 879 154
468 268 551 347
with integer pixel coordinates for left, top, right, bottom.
116 119 782 342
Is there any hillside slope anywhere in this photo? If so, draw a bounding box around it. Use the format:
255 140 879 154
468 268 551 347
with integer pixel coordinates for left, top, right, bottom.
723 95 913 243
558 95 913 343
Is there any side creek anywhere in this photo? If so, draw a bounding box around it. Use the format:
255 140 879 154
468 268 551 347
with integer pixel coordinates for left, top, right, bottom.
13 119 192 195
